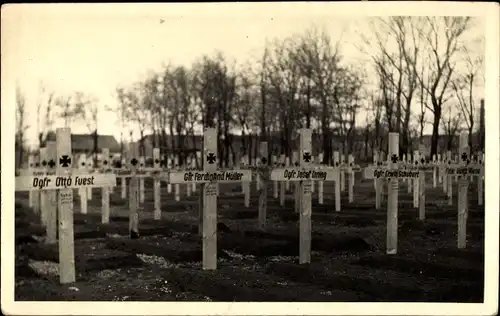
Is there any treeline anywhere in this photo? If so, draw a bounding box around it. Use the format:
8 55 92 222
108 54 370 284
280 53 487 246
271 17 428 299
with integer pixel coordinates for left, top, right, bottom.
114 27 364 166
16 17 485 169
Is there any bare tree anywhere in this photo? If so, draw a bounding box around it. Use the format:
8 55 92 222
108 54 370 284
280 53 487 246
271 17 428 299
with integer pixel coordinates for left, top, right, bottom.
451 46 484 150
360 17 426 154
55 94 75 128
292 27 342 163
417 59 430 140
234 64 259 159
73 91 100 166
114 87 130 158
417 17 472 157
441 105 462 151
129 83 150 158
36 82 56 148
15 85 28 168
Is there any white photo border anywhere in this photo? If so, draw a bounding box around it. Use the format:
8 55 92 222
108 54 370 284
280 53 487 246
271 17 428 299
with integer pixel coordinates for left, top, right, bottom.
2 2 498 315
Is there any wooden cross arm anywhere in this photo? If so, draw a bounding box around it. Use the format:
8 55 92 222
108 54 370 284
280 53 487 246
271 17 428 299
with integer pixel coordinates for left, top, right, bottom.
363 166 421 180
270 167 337 181
168 169 252 184
15 173 117 191
443 164 484 176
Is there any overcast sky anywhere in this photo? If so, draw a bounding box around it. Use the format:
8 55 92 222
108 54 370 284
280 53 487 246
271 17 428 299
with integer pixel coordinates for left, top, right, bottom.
4 3 487 148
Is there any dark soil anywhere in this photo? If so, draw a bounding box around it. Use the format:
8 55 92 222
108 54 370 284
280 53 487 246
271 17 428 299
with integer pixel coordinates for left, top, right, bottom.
14 178 485 302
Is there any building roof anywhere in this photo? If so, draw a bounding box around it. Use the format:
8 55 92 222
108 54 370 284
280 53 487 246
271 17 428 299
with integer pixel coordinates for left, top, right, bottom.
46 132 121 153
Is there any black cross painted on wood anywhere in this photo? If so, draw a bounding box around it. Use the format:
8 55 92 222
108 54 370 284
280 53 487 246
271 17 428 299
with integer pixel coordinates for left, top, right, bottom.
391 154 398 163
42 160 47 166
103 160 108 165
59 155 72 167
131 158 138 166
48 160 56 168
420 158 425 164
260 157 267 165
461 152 468 162
207 153 216 164
154 159 159 165
303 152 312 163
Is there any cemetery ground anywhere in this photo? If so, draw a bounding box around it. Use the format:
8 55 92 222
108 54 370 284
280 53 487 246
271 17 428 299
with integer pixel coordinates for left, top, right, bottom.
15 174 484 302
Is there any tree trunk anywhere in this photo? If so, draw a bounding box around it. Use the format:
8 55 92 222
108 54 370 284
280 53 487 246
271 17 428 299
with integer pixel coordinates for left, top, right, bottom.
430 108 442 157
93 129 98 167
479 99 485 150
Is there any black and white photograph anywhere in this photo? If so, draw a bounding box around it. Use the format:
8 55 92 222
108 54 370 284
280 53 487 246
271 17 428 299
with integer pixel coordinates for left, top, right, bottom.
2 2 498 316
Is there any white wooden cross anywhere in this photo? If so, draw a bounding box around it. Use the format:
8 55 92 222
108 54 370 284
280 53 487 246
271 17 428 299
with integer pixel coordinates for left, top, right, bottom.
38 147 49 227
85 154 94 198
292 151 300 214
77 154 89 214
372 150 386 209
174 156 181 202
443 133 484 249
476 152 484 206
363 133 420 255
272 155 279 199
25 142 58 244
255 155 261 192
99 148 112 224
166 156 173 194
26 154 40 211
334 154 362 205
191 156 197 193
15 128 117 284
270 129 337 264
432 154 437 188
152 148 162 220
257 141 269 229
127 144 140 238
400 151 434 221
340 153 346 192
279 154 286 207
168 128 252 270
305 151 356 211
120 157 127 199
412 150 420 208
316 153 324 205
44 142 58 244
405 152 412 194
241 154 251 207
445 150 453 205
186 157 193 197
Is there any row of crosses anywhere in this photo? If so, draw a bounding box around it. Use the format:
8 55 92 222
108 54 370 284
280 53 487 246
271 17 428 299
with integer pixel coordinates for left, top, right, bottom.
380 152 477 166
29 152 481 170
29 155 72 168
